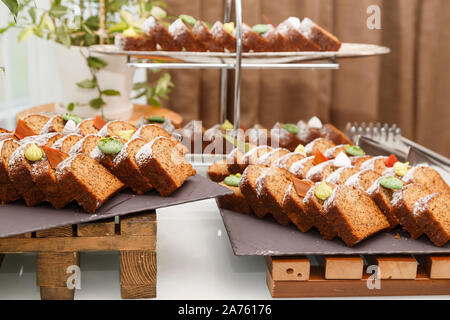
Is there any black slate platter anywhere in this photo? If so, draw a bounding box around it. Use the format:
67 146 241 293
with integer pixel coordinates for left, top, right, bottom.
0 175 232 238
219 207 450 256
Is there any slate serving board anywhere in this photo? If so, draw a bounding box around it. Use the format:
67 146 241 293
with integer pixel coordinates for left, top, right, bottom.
0 175 232 238
219 207 450 256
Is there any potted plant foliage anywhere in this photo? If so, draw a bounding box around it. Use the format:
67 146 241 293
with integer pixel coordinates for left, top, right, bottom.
0 0 174 119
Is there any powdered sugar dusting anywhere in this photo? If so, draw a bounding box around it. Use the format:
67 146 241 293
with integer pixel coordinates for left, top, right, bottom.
304 138 323 155
52 134 82 151
142 16 157 35
135 137 169 167
402 164 428 184
289 156 314 177
345 169 372 189
306 160 333 181
255 168 270 196
20 133 60 147
168 18 188 38
39 115 60 134
366 176 383 196
413 193 439 217
299 17 314 39
256 148 285 166
326 167 350 185
323 184 341 212
359 156 387 171
242 146 269 164
55 154 78 179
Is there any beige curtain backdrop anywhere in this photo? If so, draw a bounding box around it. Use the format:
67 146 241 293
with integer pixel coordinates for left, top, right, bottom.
150 0 450 157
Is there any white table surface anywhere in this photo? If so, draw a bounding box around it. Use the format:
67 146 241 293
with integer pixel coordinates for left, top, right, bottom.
0 199 448 300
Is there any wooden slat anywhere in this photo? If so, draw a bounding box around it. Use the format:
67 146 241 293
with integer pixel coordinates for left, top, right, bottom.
36 226 73 238
0 235 156 253
267 266 450 298
266 256 310 281
120 211 156 236
417 255 450 279
365 255 418 280
322 256 364 280
120 250 156 299
36 226 79 300
5 232 32 239
78 218 115 237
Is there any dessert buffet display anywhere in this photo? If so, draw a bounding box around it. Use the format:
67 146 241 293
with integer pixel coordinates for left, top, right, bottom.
210 132 450 248
163 116 350 155
0 113 197 213
115 15 341 53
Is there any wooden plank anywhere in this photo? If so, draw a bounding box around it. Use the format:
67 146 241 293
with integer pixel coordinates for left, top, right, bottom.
365 255 418 280
36 226 79 300
36 225 73 238
323 256 364 280
265 256 310 281
120 211 156 236
78 218 115 237
417 255 450 279
37 252 79 287
40 287 75 300
0 235 156 253
120 250 156 299
5 232 32 239
267 267 450 298
121 284 156 299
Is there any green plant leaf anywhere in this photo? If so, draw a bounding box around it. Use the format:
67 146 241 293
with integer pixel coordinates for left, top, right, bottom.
56 24 71 47
18 26 33 42
85 16 99 30
148 96 161 107
132 89 147 100
108 0 128 12
32 26 43 38
76 78 96 89
1 0 19 17
132 81 150 90
101 89 120 96
155 72 173 95
89 97 106 109
120 10 134 26
87 56 108 69
0 22 15 34
28 7 36 23
49 4 68 18
108 22 128 33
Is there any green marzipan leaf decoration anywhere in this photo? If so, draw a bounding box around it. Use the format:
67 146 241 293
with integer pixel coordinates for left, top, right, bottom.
76 78 96 89
380 176 403 190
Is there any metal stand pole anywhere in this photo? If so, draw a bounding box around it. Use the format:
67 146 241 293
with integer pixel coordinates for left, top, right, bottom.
233 0 243 133
220 0 232 124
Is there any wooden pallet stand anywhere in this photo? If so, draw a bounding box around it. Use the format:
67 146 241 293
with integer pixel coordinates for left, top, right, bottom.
0 210 157 300
266 255 450 298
